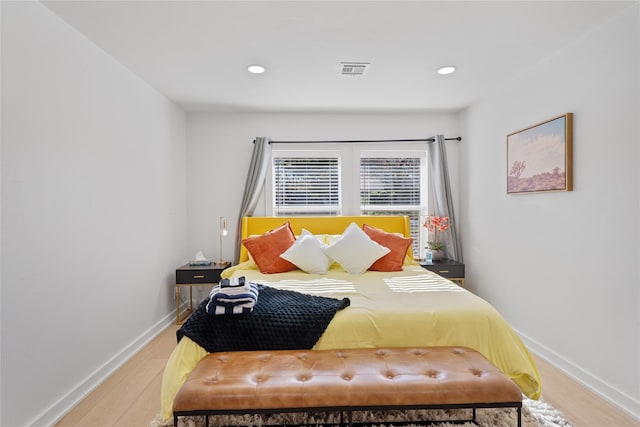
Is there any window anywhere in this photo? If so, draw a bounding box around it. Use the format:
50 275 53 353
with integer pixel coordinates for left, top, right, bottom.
360 154 425 254
268 144 427 257
272 154 341 216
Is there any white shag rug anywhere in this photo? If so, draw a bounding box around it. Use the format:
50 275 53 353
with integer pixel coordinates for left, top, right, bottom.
151 398 573 427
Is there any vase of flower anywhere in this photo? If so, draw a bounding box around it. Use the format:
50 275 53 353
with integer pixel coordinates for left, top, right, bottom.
427 247 445 261
423 214 450 261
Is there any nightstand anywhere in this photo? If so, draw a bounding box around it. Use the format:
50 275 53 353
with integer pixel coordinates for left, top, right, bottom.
175 263 229 324
421 258 465 287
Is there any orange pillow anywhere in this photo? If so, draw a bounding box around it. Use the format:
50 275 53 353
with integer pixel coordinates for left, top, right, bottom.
242 222 297 274
362 224 412 271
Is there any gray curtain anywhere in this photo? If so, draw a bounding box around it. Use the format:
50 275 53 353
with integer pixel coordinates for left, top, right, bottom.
428 134 463 262
234 137 272 263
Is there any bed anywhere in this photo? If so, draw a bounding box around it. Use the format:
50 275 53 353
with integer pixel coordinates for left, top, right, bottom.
160 215 541 422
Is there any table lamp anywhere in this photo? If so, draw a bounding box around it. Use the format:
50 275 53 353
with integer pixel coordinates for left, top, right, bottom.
215 216 228 267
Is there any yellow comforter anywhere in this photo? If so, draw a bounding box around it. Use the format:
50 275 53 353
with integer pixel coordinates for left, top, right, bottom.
161 264 541 421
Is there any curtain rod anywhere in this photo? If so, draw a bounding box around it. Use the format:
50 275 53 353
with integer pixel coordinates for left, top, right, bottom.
253 136 462 144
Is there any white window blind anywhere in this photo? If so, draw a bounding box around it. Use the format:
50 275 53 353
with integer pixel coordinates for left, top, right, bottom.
273 157 341 215
360 156 425 256
360 157 422 211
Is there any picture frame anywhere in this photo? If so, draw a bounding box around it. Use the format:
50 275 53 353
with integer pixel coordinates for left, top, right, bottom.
507 113 573 194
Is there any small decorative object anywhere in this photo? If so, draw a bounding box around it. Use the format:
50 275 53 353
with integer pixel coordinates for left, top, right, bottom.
189 251 211 266
425 250 433 264
423 214 450 261
507 113 573 194
214 216 229 267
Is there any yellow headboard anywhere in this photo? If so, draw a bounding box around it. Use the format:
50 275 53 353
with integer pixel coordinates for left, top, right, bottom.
239 215 412 263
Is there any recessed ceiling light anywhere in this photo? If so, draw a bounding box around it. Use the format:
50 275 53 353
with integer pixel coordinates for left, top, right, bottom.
437 66 456 75
247 64 265 74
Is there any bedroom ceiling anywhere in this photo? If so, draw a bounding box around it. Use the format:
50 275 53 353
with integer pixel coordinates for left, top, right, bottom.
42 1 633 113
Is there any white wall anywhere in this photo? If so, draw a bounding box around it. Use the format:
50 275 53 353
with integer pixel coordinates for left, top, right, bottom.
1 3 187 426
186 112 460 264
459 4 639 418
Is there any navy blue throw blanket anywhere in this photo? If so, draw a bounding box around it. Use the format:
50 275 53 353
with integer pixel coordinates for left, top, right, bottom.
177 285 351 353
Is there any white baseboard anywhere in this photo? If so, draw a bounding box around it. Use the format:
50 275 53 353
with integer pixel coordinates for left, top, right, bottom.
27 309 179 427
518 329 640 421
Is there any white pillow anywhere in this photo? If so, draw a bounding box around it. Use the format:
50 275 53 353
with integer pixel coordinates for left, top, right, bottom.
280 229 333 274
321 222 390 274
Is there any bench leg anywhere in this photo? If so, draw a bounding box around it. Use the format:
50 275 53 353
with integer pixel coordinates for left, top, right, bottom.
517 406 522 427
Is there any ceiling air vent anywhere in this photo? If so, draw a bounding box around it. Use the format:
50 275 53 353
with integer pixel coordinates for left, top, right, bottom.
340 62 370 76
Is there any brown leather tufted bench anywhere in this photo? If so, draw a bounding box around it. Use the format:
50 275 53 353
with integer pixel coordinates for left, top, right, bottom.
173 346 523 426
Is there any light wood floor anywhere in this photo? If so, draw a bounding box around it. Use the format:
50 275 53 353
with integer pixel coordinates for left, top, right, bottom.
55 324 639 427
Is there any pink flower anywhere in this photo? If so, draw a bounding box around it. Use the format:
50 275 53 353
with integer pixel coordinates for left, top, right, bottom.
422 215 450 250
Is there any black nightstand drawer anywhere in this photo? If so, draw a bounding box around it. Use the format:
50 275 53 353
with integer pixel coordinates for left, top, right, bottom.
421 258 465 279
425 264 464 278
176 267 222 284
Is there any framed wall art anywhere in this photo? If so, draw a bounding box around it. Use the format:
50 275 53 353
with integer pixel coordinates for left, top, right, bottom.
507 113 573 194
